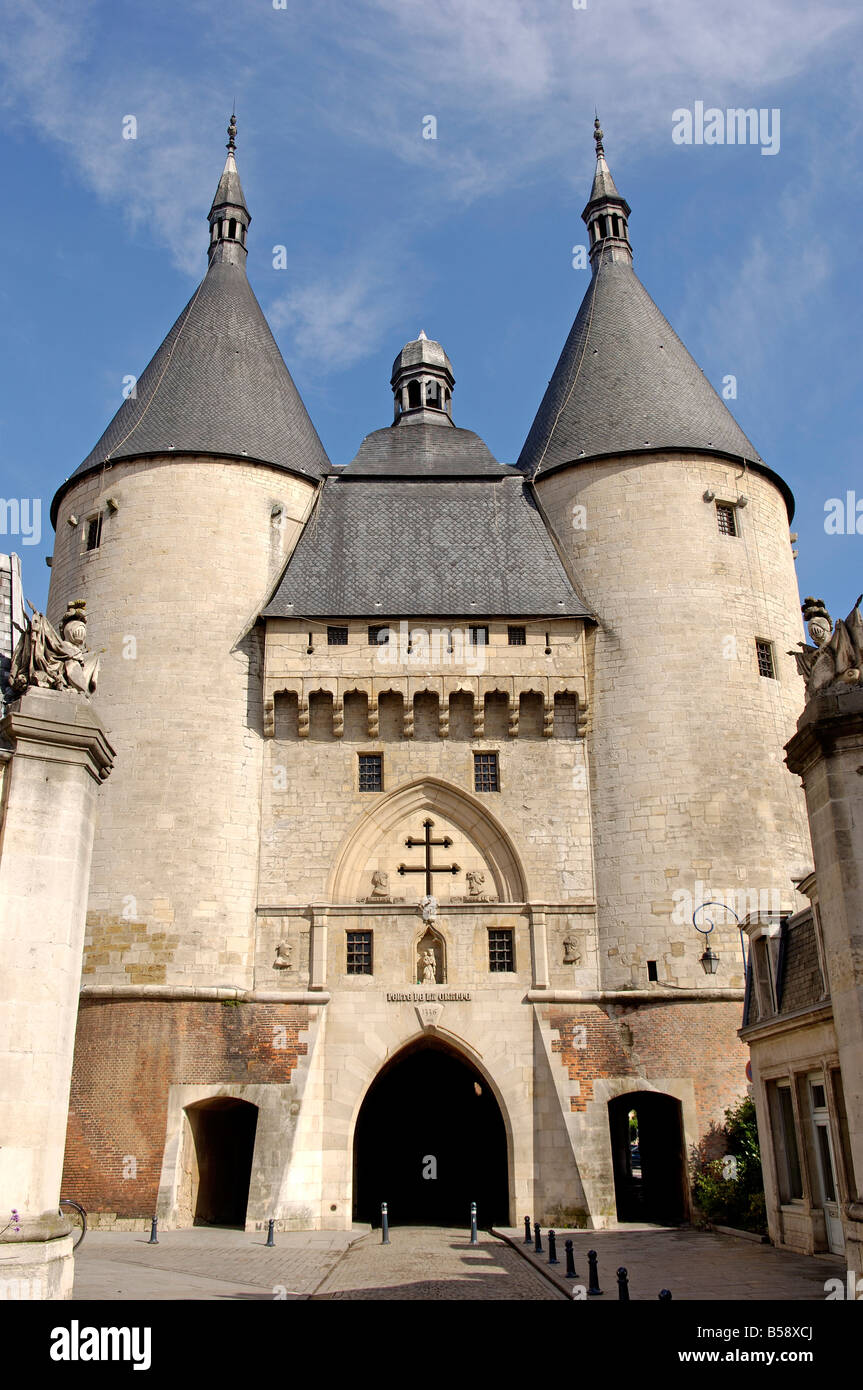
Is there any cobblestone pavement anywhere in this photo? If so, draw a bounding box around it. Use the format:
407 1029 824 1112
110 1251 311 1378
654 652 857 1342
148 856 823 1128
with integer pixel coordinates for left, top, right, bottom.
71 1223 843 1302
494 1226 844 1302
313 1227 565 1300
73 1228 365 1301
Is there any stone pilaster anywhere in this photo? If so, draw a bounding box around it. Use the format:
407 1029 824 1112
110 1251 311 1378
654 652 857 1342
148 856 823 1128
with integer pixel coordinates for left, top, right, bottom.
786 686 863 1274
0 688 115 1298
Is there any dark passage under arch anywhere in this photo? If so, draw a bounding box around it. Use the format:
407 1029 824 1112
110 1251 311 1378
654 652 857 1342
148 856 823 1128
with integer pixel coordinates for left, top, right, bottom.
353 1038 509 1228
608 1090 688 1225
185 1097 258 1228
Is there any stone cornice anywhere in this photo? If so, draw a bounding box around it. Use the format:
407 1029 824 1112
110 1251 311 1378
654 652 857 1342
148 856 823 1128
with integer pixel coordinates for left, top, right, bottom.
527 988 745 1004
785 687 863 777
1 688 115 783
80 985 329 1004
256 901 596 916
738 1000 833 1042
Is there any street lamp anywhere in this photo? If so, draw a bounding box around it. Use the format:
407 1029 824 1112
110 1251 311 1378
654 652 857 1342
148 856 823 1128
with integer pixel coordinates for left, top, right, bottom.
692 901 747 976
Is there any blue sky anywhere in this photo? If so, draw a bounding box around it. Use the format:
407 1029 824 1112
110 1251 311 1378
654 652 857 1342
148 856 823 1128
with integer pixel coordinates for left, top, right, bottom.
2 0 861 619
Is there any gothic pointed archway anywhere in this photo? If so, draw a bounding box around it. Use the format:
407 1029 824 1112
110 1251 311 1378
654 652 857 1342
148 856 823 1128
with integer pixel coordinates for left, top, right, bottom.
352 1037 510 1228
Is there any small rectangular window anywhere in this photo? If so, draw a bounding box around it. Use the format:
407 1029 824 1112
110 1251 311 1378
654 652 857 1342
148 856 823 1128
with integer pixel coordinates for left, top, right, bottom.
469 625 489 647
756 639 776 679
346 931 373 975
327 626 348 646
507 626 526 646
716 503 737 536
368 625 391 645
647 960 658 982
358 754 382 792
770 1081 803 1201
488 929 514 973
474 752 499 792
85 513 103 551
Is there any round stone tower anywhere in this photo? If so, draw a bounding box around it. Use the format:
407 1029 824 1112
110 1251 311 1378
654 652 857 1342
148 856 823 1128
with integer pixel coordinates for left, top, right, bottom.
520 120 812 992
48 117 328 997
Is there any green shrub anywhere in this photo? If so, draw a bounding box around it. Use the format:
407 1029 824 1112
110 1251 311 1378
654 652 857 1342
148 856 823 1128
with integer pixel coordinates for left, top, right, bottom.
690 1096 767 1234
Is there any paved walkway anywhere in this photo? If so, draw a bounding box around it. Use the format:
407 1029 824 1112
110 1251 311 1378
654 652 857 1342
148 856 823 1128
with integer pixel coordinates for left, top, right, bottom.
73 1228 365 1301
494 1226 843 1302
71 1224 843 1302
313 1227 564 1300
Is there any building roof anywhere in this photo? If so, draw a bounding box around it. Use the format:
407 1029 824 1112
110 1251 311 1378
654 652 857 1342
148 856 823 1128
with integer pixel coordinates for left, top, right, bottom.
343 424 521 477
518 257 766 478
51 126 329 524
262 472 591 619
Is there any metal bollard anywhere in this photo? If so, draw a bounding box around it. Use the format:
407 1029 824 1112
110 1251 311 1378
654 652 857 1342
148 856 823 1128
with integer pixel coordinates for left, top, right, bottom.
617 1266 630 1301
266 1218 275 1247
523 1215 532 1244
658 1289 673 1301
147 1216 159 1246
547 1229 559 1265
587 1248 602 1296
533 1221 543 1254
470 1202 479 1247
381 1202 390 1245
564 1238 577 1279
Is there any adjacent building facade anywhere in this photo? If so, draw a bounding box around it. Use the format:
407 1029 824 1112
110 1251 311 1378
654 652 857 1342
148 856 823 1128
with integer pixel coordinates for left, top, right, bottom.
49 118 813 1232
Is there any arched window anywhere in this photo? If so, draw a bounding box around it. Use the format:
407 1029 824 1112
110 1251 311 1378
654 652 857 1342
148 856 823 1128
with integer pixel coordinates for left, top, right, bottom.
426 381 441 407
407 380 421 409
228 218 237 240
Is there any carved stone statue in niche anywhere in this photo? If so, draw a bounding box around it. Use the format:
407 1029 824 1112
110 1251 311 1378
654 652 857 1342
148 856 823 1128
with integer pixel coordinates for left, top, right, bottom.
563 934 581 965
789 594 863 702
273 941 293 970
416 927 445 985
9 598 100 696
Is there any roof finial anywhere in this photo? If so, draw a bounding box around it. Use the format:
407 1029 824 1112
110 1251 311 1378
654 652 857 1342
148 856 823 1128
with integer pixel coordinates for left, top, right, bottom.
227 111 237 153
418 328 428 340
593 115 604 158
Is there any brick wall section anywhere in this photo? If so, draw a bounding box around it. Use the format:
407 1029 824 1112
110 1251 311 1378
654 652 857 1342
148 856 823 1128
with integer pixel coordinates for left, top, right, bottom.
549 1000 749 1137
61 1000 309 1216
780 915 824 1013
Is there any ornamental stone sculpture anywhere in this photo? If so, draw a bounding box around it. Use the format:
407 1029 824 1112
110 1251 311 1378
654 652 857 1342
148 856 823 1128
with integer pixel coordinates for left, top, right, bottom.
9 599 100 697
789 595 863 702
419 894 438 922
273 941 293 970
421 949 438 984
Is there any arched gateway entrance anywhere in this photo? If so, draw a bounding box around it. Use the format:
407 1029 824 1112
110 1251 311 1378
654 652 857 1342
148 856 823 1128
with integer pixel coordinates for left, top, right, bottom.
353 1038 509 1227
608 1091 688 1225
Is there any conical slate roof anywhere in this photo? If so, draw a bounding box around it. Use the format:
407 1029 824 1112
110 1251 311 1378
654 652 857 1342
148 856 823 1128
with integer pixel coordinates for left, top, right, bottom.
52 259 330 521
52 123 330 523
518 257 768 479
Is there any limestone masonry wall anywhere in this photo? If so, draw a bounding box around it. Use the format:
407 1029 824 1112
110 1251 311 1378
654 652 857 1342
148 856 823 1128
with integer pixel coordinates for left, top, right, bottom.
48 456 317 990
539 452 813 991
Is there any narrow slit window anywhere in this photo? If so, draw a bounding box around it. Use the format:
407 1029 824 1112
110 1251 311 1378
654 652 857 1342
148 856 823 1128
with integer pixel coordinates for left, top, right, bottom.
716 503 737 536
756 639 776 679
85 513 102 551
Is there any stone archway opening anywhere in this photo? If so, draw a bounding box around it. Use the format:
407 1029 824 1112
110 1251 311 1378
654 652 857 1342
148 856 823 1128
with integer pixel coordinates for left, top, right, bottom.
352 1037 509 1228
183 1097 259 1228
608 1091 688 1225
